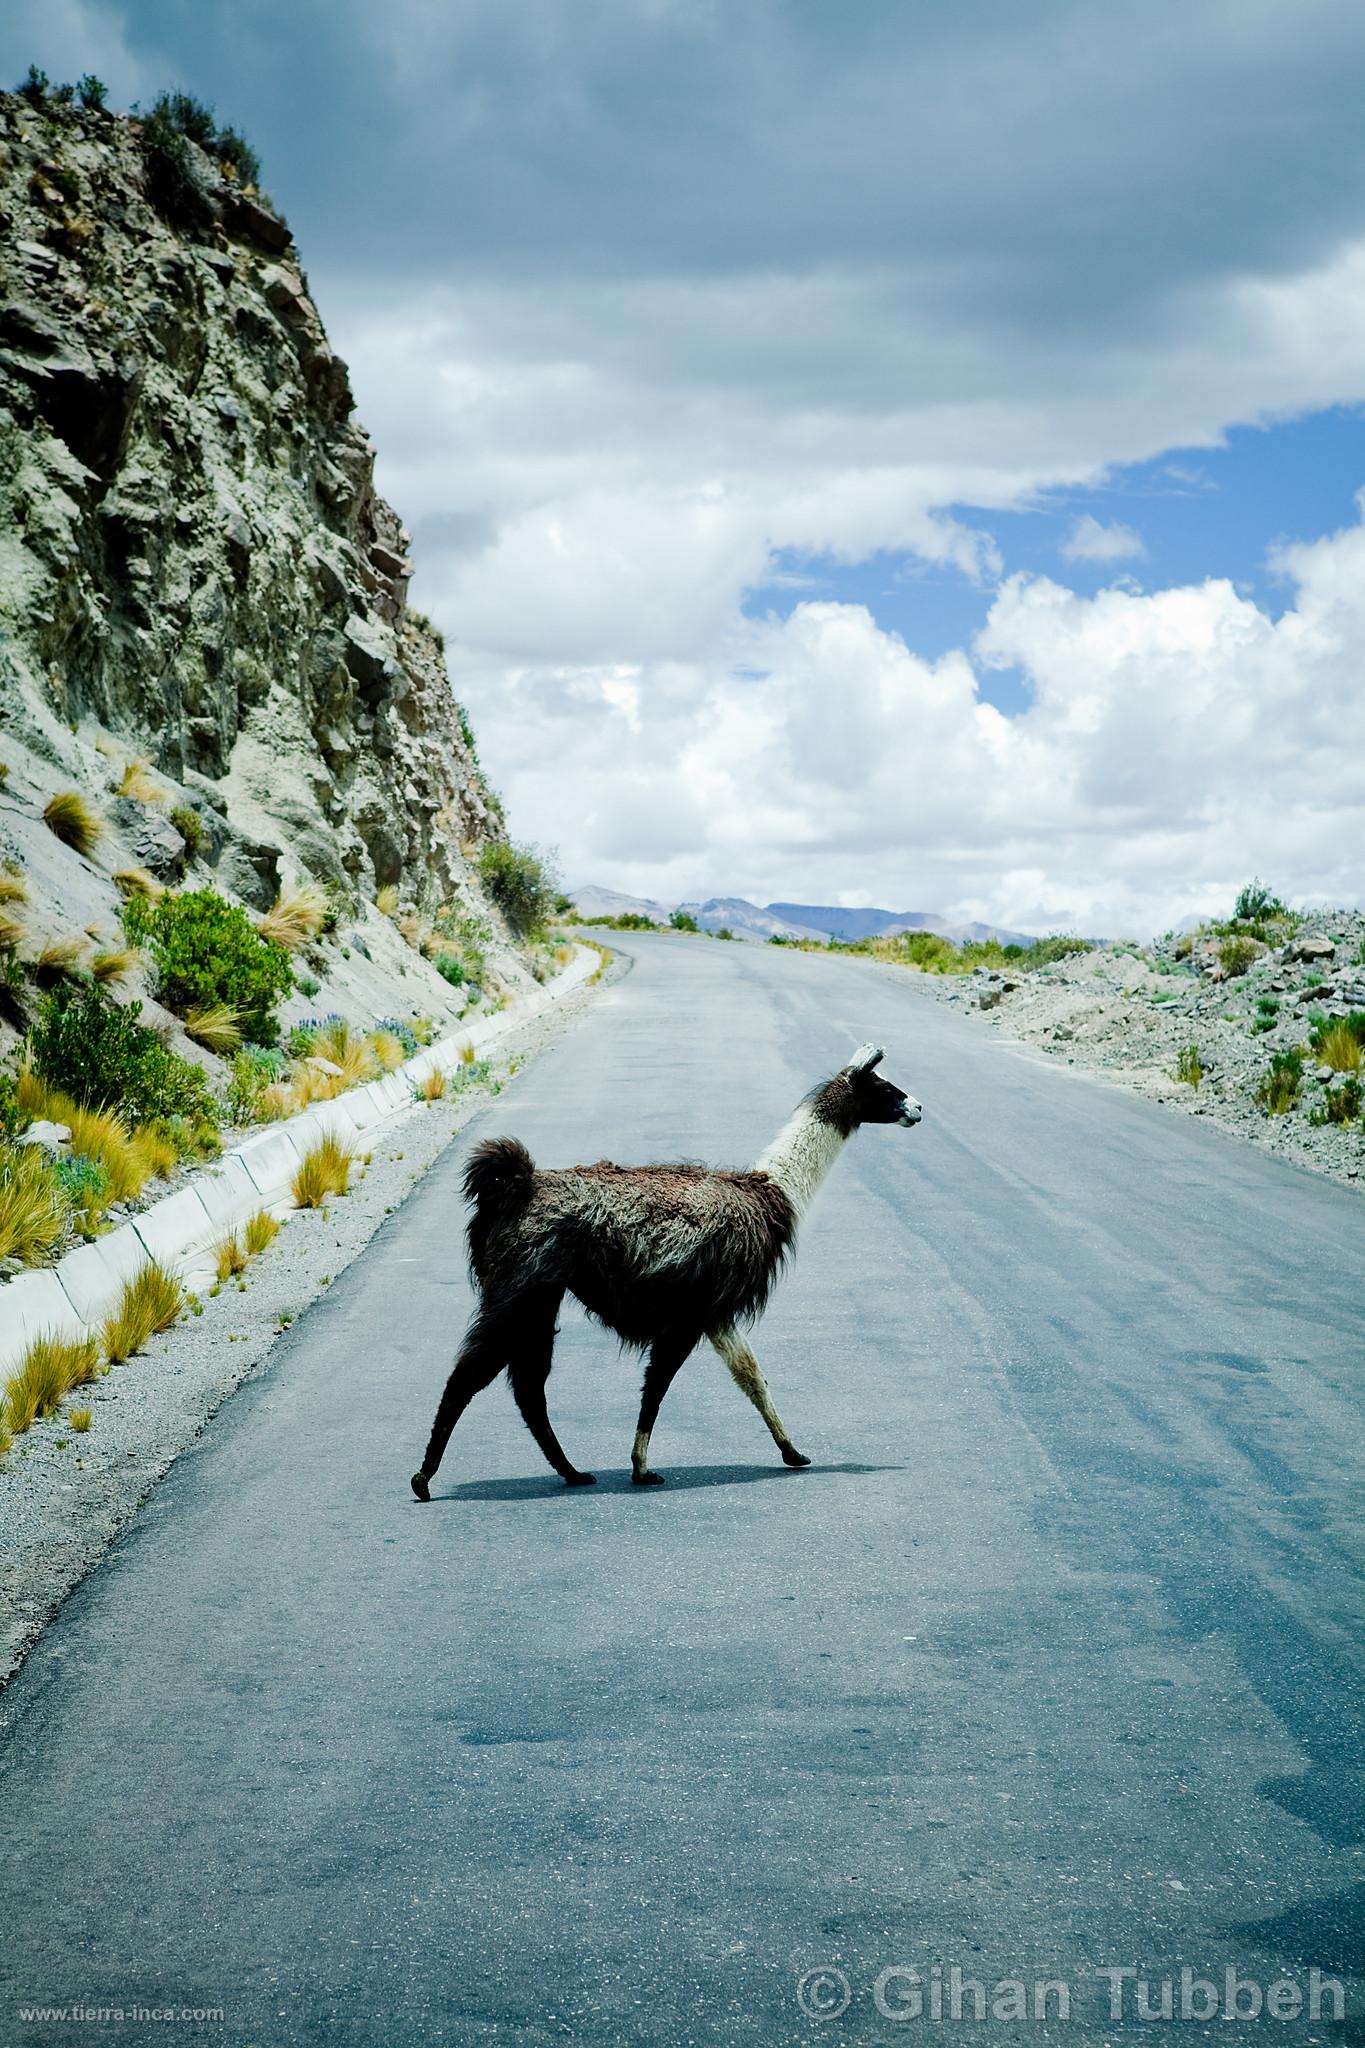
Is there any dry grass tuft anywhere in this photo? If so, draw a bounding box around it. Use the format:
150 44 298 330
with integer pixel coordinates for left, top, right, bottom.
69 1407 92 1433
375 883 400 917
116 755 164 804
0 909 26 953
33 933 87 981
1317 1021 1363 1074
127 1125 179 1181
398 911 427 949
243 1207 280 1255
259 883 329 952
0 1142 66 1265
0 867 29 906
102 1260 184 1363
91 944 143 988
65 1100 149 1204
113 866 166 902
184 1002 243 1055
419 1068 447 1102
258 1079 299 1122
215 1232 248 1280
311 1021 378 1092
292 1133 355 1208
458 1040 477 1066
368 1029 407 1072
3 1331 100 1435
43 789 103 858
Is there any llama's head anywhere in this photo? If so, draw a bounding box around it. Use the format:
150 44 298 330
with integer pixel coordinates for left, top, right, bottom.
838 1043 922 1129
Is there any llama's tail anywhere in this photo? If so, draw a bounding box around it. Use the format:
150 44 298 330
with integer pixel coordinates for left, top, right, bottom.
464 1136 536 1219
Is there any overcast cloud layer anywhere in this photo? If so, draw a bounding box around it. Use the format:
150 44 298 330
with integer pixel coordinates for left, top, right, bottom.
8 0 1365 929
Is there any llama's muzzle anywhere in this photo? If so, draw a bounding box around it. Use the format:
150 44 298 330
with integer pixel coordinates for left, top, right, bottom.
896 1098 923 1127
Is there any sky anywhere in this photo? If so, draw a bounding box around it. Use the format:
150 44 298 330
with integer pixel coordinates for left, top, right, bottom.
5 1 1365 935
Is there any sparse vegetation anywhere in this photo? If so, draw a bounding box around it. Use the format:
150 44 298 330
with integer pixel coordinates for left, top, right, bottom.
259 884 328 952
292 1133 355 1207
77 74 107 111
243 1208 279 1255
1310 1015 1365 1072
102 1261 184 1363
69 1407 92 1432
375 884 400 917
215 1233 248 1281
477 841 556 938
90 944 142 988
669 910 699 932
0 1143 66 1265
113 866 165 902
42 790 102 857
1175 1045 1204 1087
2 1331 99 1437
1311 1079 1361 1127
170 804 203 859
419 1069 447 1102
1255 1048 1305 1116
433 952 466 986
32 934 86 983
1217 934 1261 978
117 755 163 804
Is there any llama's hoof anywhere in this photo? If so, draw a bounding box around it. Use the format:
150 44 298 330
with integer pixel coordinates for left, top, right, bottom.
563 1469 597 1487
411 1471 431 1501
632 1469 666 1486
781 1445 812 1468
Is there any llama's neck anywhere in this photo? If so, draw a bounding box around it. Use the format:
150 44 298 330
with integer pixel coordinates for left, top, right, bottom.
755 1099 849 1219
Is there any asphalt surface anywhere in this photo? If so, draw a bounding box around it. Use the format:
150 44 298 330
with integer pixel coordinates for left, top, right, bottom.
2 933 1363 2045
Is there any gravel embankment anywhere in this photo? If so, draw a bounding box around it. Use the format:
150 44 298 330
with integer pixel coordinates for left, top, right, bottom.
934 911 1365 1189
0 965 611 1684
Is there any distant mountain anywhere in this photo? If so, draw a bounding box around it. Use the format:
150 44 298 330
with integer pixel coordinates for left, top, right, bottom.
677 898 829 943
768 903 1037 946
569 884 677 923
570 887 1038 947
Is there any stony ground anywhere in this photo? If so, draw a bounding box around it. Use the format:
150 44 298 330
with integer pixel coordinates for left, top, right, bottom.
933 909 1365 1189
0 962 609 1684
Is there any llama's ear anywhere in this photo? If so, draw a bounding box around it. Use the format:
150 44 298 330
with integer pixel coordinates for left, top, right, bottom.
847 1042 884 1074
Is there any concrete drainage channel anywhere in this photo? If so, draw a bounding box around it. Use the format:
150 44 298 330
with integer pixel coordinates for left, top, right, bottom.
0 944 599 1375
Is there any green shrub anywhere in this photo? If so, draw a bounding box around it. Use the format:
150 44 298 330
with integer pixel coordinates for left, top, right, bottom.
669 910 699 933
130 888 292 1044
160 88 216 144
77 74 107 110
1252 996 1280 1034
714 927 735 941
433 952 466 986
54 1151 111 1226
1311 1079 1361 1128
1175 1045 1204 1087
29 982 217 1128
477 841 556 938
140 96 210 227
170 804 203 858
902 930 959 971
213 124 260 185
17 64 49 106
1233 879 1284 923
1255 1048 1304 1116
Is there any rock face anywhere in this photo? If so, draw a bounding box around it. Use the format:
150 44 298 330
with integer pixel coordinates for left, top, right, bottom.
0 91 503 912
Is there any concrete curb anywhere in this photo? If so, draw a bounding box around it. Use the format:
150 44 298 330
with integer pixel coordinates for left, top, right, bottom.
0 944 600 1372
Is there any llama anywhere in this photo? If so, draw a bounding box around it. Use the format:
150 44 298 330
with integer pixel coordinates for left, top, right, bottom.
410 1043 920 1498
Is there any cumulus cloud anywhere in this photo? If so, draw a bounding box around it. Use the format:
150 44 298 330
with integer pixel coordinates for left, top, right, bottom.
1060 515 1147 563
448 501 1365 936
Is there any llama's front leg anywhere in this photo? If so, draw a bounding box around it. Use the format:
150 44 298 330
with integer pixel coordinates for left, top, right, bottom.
709 1327 811 1468
508 1312 596 1488
631 1332 697 1486
411 1305 511 1500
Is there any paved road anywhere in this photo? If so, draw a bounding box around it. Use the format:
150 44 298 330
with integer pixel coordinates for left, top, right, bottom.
2 934 1363 2044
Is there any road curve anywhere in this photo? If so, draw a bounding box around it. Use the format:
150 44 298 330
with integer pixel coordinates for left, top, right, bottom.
2 933 1362 2043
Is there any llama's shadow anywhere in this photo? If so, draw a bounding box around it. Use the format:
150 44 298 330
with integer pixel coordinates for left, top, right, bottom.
433 1461 904 1502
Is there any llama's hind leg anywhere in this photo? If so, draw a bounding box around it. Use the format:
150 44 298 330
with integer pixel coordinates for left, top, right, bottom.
507 1295 595 1488
411 1305 511 1501
710 1326 810 1468
631 1331 698 1486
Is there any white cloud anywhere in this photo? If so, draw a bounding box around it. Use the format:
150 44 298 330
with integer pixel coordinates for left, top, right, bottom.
1060 514 1147 563
446 502 1365 936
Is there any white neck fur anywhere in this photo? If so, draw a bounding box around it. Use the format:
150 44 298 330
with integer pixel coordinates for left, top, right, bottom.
755 1102 848 1219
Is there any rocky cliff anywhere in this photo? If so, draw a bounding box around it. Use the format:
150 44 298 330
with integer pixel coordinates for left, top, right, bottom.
0 85 511 940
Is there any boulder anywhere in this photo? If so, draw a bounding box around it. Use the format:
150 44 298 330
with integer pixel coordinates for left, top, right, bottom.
1286 936 1336 963
17 1119 71 1152
226 191 292 254
108 797 187 880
